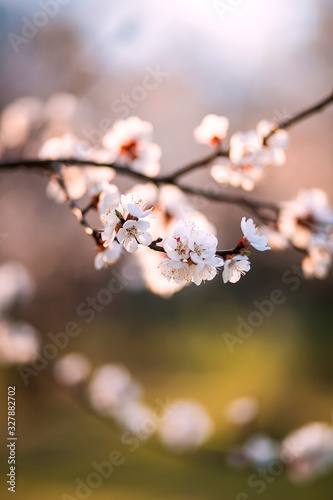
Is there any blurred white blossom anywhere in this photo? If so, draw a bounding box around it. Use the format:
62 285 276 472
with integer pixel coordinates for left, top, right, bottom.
0 320 40 365
94 241 122 270
193 114 229 146
88 364 141 416
102 117 161 176
0 262 34 312
54 352 92 386
280 422 333 483
157 399 214 453
225 396 259 425
0 97 44 149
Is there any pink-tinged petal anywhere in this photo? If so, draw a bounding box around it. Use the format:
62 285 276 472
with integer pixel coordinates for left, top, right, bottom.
136 219 150 230
117 227 126 243
127 203 143 218
251 236 271 251
137 231 152 246
124 237 138 253
240 216 248 235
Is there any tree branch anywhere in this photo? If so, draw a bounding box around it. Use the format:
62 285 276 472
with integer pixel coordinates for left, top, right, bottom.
263 89 333 144
164 90 333 180
0 90 332 249
51 162 102 245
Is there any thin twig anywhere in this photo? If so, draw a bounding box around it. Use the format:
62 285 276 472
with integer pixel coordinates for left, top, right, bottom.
148 238 165 253
165 90 333 180
51 162 102 245
263 90 333 144
0 90 332 250
159 147 229 183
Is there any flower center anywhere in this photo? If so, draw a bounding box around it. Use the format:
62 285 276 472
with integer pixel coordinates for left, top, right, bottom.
194 243 205 255
176 240 188 256
126 225 138 237
120 140 139 160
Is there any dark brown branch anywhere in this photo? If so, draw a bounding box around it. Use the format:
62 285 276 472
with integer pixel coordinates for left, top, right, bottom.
175 182 278 223
0 89 332 248
164 90 333 180
216 247 242 258
0 158 156 184
148 238 165 252
159 146 229 183
263 90 333 144
0 159 280 221
51 162 102 245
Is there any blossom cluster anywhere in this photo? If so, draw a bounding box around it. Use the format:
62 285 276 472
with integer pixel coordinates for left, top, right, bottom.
1 95 332 291
98 185 270 292
227 419 333 484
54 354 213 452
264 189 333 279
54 354 333 478
0 262 40 366
159 220 222 286
194 114 289 191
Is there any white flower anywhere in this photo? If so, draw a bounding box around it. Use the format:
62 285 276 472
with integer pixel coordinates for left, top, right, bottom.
98 184 121 217
102 209 122 247
193 114 229 146
230 121 289 168
94 241 122 270
117 220 152 253
191 256 222 286
163 220 194 261
157 399 214 453
120 192 153 218
280 422 333 483
302 242 332 279
114 401 155 438
225 397 259 425
88 364 141 416
163 236 190 261
211 158 263 191
241 217 271 251
229 130 262 165
0 262 34 312
159 221 222 287
0 320 40 365
158 258 192 285
222 255 251 283
102 117 161 176
54 353 91 386
256 119 289 166
134 247 186 297
213 121 289 193
188 230 218 263
278 189 333 249
104 116 153 146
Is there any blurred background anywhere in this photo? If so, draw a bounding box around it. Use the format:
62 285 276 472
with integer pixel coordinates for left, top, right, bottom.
0 0 333 499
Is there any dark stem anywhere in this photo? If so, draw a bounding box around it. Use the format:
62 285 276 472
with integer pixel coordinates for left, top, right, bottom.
159 146 229 183
148 238 165 253
263 90 333 144
51 162 102 245
0 90 332 248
